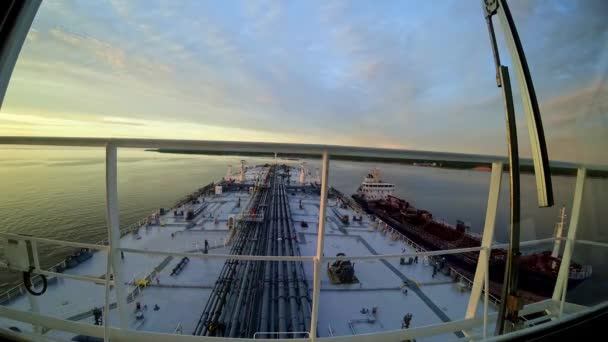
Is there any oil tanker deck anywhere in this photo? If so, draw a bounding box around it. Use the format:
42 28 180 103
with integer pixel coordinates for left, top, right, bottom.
1 162 510 341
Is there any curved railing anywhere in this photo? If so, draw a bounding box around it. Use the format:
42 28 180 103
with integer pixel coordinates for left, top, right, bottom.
0 0 605 340
0 137 603 342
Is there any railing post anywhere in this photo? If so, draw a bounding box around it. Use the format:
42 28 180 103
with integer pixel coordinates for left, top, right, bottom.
103 248 113 342
30 240 41 271
466 162 503 316
552 167 586 312
484 248 490 339
310 151 329 340
465 162 502 335
26 289 41 334
105 143 129 329
27 240 41 334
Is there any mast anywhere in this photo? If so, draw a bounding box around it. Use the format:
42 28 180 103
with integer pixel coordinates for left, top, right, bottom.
299 162 307 184
225 165 233 181
239 160 246 183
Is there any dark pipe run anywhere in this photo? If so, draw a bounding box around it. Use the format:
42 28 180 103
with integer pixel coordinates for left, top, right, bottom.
194 166 313 338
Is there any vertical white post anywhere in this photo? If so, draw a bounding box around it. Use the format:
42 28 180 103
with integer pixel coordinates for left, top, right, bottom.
483 246 491 339
31 240 41 270
103 249 113 342
552 168 586 308
309 151 329 340
105 144 129 329
466 162 503 321
26 292 41 333
28 240 41 333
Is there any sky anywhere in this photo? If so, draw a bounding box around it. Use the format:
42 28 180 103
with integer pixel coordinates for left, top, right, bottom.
0 0 606 165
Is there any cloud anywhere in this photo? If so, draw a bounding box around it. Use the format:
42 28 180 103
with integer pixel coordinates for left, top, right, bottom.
542 79 607 128
1 0 606 164
101 116 146 126
244 0 283 36
108 0 130 17
49 28 126 69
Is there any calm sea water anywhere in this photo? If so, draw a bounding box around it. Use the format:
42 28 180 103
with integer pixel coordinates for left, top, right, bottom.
0 147 606 303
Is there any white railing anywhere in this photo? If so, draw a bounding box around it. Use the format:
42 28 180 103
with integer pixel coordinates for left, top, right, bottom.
253 332 311 339
0 137 603 342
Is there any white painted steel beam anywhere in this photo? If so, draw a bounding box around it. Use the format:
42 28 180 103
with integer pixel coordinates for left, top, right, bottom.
26 292 41 334
28 238 42 334
0 232 109 251
491 237 556 250
105 144 129 329
552 168 586 305
465 163 503 325
0 136 510 165
0 298 583 342
484 251 490 339
36 270 111 286
309 151 329 340
103 249 112 342
575 240 608 248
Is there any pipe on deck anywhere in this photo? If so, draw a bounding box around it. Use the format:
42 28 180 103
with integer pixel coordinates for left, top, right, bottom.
195 166 313 338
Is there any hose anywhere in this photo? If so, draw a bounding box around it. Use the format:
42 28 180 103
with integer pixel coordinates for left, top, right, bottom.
23 267 47 296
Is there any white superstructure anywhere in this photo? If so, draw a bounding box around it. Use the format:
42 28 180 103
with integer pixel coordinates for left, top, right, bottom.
356 168 396 201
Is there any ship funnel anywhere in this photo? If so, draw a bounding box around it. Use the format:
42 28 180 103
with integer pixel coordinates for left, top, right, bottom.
371 168 381 182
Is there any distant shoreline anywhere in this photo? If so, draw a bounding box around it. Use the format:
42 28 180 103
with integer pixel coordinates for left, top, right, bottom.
147 148 608 178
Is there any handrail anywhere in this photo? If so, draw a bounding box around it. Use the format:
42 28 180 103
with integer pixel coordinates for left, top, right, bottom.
1 136 602 173
0 234 560 276
376 221 504 306
0 137 600 340
0 136 510 164
0 232 109 251
0 148 601 340
0 221 143 304
0 0 601 339
575 240 608 248
0 298 576 342
253 331 311 339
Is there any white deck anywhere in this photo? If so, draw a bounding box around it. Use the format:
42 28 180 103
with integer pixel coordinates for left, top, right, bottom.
0 165 494 341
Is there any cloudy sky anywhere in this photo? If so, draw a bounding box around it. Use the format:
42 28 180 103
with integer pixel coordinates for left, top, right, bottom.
1 0 606 164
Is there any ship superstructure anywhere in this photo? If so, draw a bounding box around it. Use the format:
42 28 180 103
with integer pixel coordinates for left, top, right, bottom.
355 168 396 201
